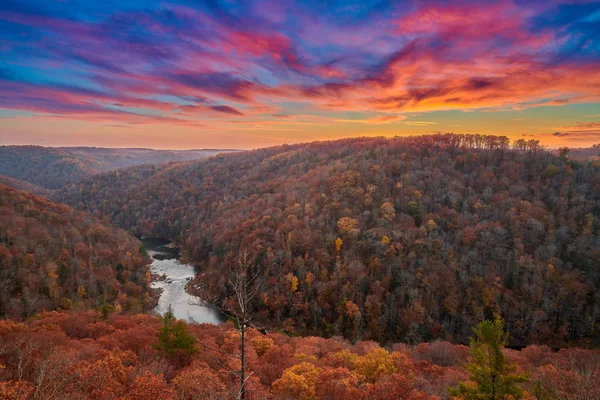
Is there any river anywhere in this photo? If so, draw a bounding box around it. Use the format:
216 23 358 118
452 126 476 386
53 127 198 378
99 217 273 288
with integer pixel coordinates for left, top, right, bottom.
142 238 226 324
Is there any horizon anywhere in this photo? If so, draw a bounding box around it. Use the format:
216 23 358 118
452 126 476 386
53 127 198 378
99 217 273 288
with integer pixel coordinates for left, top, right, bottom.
1 1 599 149
1 133 599 151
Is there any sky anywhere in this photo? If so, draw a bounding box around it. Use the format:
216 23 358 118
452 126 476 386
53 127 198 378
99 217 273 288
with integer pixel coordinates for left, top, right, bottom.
1 0 599 149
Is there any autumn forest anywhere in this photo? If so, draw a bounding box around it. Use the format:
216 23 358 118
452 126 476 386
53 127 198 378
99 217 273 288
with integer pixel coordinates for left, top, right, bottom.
1 134 599 399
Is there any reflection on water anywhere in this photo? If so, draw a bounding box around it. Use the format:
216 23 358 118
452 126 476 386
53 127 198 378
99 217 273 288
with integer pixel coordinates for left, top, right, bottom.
142 238 226 324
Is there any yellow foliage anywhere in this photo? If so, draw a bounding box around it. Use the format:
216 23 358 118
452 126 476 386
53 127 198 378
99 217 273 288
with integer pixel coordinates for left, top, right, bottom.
337 217 360 239
381 235 390 245
426 219 437 230
251 336 275 357
335 237 343 252
353 348 397 383
273 362 320 400
380 202 396 221
291 276 299 292
332 349 359 368
332 348 398 383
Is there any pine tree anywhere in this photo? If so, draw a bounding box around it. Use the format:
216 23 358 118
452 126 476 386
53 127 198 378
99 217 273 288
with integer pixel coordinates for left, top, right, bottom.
155 305 198 356
450 318 528 399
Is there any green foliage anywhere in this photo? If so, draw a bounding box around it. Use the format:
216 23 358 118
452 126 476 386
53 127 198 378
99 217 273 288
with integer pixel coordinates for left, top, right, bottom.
154 305 198 356
98 303 115 320
138 245 148 257
450 318 528 399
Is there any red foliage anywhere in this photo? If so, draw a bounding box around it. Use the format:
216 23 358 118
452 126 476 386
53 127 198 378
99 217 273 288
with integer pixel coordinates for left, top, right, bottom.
0 311 598 399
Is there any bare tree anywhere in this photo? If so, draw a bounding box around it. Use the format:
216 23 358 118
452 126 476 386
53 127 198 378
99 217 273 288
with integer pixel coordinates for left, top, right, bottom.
191 249 262 400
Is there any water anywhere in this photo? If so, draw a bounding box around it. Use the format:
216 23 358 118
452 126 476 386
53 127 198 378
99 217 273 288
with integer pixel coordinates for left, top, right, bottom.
142 238 226 324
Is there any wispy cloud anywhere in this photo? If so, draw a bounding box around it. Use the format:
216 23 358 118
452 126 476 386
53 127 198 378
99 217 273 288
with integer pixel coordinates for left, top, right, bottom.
0 0 598 145
336 115 406 124
404 121 438 126
552 122 600 141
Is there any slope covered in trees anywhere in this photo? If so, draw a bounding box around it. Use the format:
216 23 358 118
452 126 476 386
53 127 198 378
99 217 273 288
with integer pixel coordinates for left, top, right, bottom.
0 146 235 190
1 310 598 400
0 184 154 318
0 175 50 198
55 135 600 346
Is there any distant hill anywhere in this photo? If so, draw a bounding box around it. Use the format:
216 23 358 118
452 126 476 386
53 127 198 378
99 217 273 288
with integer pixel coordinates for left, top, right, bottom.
55 134 600 346
568 144 600 161
0 146 237 189
0 184 154 318
0 175 51 197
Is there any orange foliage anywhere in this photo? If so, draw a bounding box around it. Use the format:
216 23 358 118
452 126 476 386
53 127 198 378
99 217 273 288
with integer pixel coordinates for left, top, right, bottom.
126 372 174 400
0 311 598 400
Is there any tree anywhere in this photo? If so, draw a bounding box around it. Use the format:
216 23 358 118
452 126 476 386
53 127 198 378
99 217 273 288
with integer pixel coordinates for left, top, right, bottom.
195 250 262 400
154 305 198 357
450 318 528 399
126 371 174 400
272 362 320 400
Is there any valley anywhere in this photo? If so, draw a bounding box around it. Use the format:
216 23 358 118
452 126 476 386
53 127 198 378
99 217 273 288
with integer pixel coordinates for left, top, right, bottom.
2 0 599 396
0 146 237 190
54 134 600 347
1 135 599 399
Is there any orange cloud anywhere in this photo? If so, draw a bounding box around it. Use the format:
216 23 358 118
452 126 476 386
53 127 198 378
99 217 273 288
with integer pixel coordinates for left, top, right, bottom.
335 115 406 124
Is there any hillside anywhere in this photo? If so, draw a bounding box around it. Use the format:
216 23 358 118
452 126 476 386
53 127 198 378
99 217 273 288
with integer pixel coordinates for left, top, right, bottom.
1 310 597 400
0 146 236 190
55 134 600 346
0 175 51 197
0 184 154 318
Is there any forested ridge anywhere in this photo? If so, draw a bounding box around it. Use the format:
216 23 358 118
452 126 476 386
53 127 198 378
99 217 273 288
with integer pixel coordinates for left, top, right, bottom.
55 134 600 346
0 184 154 318
0 146 234 190
0 175 50 198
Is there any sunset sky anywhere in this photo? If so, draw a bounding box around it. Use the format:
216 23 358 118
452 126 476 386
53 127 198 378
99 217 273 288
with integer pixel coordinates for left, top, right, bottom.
1 0 599 149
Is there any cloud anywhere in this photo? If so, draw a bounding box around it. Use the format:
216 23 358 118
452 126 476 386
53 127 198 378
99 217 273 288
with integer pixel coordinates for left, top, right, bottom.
335 115 406 124
208 105 244 116
0 0 598 134
560 122 600 131
404 121 438 126
551 121 600 141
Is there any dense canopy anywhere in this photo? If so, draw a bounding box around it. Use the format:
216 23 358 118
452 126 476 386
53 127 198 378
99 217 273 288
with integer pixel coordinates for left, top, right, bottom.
56 134 600 346
0 185 154 318
0 146 230 190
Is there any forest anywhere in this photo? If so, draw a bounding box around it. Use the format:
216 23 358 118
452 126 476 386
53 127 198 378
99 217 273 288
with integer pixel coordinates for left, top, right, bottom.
0 146 232 190
0 185 155 318
0 310 598 400
0 134 599 399
55 134 600 346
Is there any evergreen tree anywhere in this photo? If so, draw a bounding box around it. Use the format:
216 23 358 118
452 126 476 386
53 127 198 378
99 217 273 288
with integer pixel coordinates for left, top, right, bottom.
450 318 528 399
155 305 198 356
